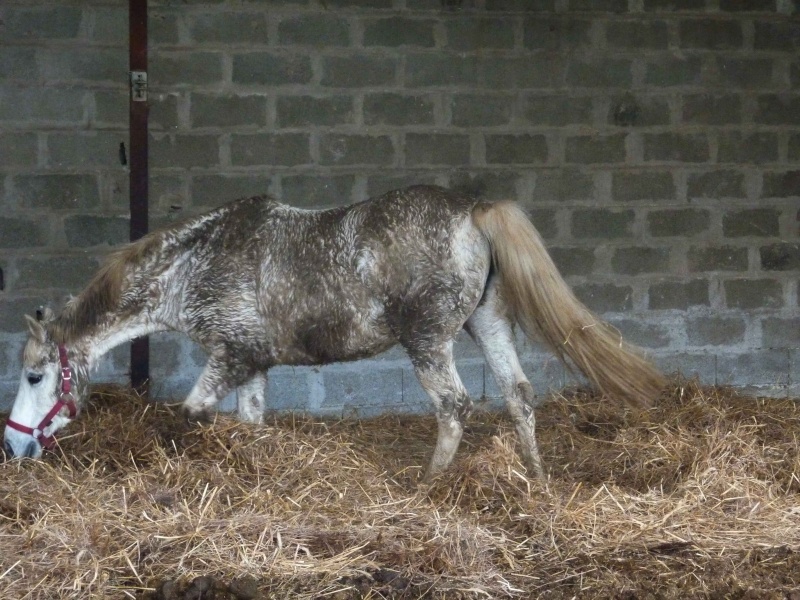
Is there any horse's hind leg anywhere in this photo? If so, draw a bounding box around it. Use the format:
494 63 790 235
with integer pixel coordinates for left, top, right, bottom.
236 373 266 424
466 286 545 480
406 341 472 482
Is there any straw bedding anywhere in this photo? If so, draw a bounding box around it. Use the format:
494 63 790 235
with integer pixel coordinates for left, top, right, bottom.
1 381 799 599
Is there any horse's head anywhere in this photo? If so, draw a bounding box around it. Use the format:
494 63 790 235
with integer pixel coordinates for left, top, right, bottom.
4 309 81 459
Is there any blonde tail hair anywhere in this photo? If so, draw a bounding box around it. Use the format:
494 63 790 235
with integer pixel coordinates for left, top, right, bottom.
472 201 666 407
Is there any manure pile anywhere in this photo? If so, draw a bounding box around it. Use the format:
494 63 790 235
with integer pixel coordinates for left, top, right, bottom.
1 382 800 599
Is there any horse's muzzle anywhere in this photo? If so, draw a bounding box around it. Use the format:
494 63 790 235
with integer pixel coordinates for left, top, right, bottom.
3 431 41 459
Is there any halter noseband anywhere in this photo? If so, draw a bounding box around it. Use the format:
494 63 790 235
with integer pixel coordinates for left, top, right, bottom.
6 344 79 450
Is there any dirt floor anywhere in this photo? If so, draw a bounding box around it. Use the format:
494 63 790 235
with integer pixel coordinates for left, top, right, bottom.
1 381 800 599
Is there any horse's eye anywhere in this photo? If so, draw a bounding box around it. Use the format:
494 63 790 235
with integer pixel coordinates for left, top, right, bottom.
27 374 43 386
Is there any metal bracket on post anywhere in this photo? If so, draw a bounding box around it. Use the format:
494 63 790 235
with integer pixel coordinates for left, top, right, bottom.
130 71 147 102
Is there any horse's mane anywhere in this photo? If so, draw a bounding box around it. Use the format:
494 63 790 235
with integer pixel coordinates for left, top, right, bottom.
49 232 165 344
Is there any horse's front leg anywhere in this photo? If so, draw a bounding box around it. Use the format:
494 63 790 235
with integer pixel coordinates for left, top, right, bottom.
183 355 250 420
236 373 266 424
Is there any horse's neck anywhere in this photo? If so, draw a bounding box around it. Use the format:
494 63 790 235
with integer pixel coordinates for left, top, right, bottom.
57 314 167 372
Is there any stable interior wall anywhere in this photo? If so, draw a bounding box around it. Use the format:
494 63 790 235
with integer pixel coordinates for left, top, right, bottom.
0 0 798 414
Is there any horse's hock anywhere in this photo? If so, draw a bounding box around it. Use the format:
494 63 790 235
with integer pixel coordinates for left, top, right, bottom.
0 2 798 421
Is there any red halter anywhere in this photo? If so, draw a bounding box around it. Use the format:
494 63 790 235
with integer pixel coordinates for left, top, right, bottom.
6 345 79 449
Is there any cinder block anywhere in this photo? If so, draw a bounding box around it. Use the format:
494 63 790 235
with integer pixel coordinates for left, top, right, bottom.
324 0 392 7
645 56 702 86
13 174 100 210
789 134 800 161
649 280 710 310
90 7 127 43
719 0 777 11
682 94 742 125
230 133 310 167
0 297 52 332
485 134 548 165
150 134 219 168
190 12 268 44
548 247 596 276
644 133 709 163
447 17 515 51
606 20 669 49
321 55 397 87
0 88 85 124
92 343 130 384
606 317 673 349
687 246 748 272
319 134 394 166
648 208 710 237
755 95 800 125
232 53 312 86
718 132 778 164
612 171 675 202
722 208 780 237
724 279 784 309
94 90 128 127
191 95 267 128
449 171 520 200
611 247 671 275
363 17 436 47
279 14 350 47
566 134 626 164
754 21 800 51
679 19 743 49
761 170 800 197
573 283 633 313
0 133 37 167
152 52 224 86
566 59 632 88
483 56 565 89
485 0 555 10
366 173 439 198
791 63 800 89
452 94 515 127
323 366 404 409
364 93 435 126
48 131 129 168
760 243 800 271
2 7 82 40
568 0 628 11
654 352 716 384
534 169 594 201
644 0 706 8
687 170 745 198
686 315 746 346
523 16 591 50
608 94 670 127
762 317 800 348
523 95 594 126
717 349 789 388
148 94 179 131
16 257 100 292
267 367 312 412
64 215 129 248
150 10 179 45
0 47 38 79
406 133 469 166
281 174 356 208
571 208 635 239
407 54 479 87
191 175 273 207
716 57 773 89
277 95 354 127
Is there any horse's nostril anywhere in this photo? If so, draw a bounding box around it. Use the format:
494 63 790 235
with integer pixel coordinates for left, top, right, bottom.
24 440 38 458
3 440 13 458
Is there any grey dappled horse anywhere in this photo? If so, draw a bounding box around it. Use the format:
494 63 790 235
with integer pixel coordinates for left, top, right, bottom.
4 186 665 480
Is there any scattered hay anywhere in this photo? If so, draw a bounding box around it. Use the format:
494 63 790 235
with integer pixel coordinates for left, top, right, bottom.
1 381 799 599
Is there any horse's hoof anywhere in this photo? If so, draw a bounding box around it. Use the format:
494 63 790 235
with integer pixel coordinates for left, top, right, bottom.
182 406 212 425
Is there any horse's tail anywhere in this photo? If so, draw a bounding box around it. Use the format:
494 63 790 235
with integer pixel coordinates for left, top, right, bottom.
472 201 666 408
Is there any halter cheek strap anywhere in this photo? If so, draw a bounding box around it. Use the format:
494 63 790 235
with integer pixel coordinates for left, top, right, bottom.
6 344 79 450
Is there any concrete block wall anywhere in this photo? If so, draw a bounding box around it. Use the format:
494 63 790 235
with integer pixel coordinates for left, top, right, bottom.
1 0 799 414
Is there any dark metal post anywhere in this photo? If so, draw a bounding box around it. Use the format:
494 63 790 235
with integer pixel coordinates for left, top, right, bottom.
129 0 150 394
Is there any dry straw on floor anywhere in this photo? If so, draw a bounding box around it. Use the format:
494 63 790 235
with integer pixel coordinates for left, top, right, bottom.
1 381 799 599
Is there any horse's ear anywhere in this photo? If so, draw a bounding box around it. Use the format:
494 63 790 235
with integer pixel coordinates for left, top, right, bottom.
25 314 47 343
